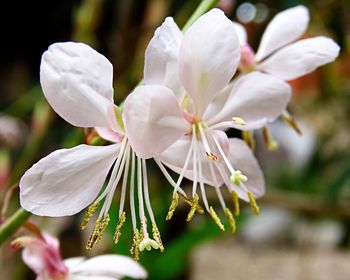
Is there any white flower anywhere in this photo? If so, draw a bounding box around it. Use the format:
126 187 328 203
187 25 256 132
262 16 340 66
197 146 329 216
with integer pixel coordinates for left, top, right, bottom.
19 42 163 257
123 9 291 227
11 233 147 280
233 5 340 80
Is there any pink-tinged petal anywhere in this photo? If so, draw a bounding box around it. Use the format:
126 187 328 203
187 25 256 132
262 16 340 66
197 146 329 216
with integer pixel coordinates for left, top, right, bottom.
123 85 188 159
144 17 184 98
257 36 340 81
40 42 115 128
95 127 123 143
227 138 265 201
68 255 147 279
255 5 309 61
12 234 68 280
207 72 291 130
20 144 120 216
232 21 247 45
179 9 240 116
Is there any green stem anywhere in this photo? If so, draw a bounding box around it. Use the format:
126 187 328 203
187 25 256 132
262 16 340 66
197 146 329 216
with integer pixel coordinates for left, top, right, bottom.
0 208 31 246
182 0 219 31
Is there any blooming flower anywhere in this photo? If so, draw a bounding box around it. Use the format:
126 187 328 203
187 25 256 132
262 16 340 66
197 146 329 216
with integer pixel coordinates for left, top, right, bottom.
19 42 168 259
11 233 147 280
233 5 340 80
123 9 291 228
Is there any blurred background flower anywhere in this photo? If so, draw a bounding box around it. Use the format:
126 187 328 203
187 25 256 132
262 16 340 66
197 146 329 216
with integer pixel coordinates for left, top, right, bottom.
0 0 349 279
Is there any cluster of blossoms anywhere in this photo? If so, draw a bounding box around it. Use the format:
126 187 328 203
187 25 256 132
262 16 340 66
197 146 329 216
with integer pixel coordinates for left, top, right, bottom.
19 6 339 261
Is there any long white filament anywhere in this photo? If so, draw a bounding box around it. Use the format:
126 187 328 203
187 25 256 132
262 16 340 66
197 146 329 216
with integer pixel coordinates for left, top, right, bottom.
192 125 198 198
142 159 156 224
173 128 195 195
137 156 147 235
119 146 131 218
130 151 137 230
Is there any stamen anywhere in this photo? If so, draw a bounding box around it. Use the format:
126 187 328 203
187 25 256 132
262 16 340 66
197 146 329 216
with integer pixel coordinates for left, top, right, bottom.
192 125 198 198
186 193 200 222
101 143 129 218
206 152 218 161
212 136 236 175
119 146 131 218
198 123 218 161
281 111 302 135
114 211 126 244
180 193 204 214
130 152 137 231
152 223 164 252
154 158 188 197
197 151 210 212
232 117 246 125
231 190 240 216
263 126 279 151
242 131 256 150
86 214 110 250
230 170 248 186
247 191 260 215
142 159 156 225
81 201 99 230
166 193 179 221
209 206 225 231
225 208 236 234
130 228 140 261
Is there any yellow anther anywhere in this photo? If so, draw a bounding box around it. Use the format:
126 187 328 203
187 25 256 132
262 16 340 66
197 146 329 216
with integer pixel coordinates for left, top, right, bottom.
232 117 246 125
114 212 126 244
281 112 302 135
247 192 260 216
130 229 141 261
231 190 240 216
152 223 164 252
180 193 204 215
86 214 110 250
263 126 279 151
186 193 201 222
81 201 99 230
206 152 219 161
225 208 236 234
242 131 256 150
166 193 179 221
209 206 225 231
230 170 248 186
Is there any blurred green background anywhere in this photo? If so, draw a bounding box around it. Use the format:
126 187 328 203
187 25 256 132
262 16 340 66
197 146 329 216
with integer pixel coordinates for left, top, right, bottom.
0 0 349 279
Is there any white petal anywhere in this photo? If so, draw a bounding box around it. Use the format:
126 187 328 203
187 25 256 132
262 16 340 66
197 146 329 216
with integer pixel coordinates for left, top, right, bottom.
179 9 240 115
144 17 184 98
20 144 120 216
64 257 86 271
68 276 116 280
232 21 247 45
40 42 115 128
257 36 340 80
123 85 188 159
255 5 309 61
68 255 147 279
227 138 265 201
207 72 291 130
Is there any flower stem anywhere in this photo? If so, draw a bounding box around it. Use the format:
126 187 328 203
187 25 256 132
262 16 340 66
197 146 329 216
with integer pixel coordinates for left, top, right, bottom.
0 208 31 246
182 0 219 31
